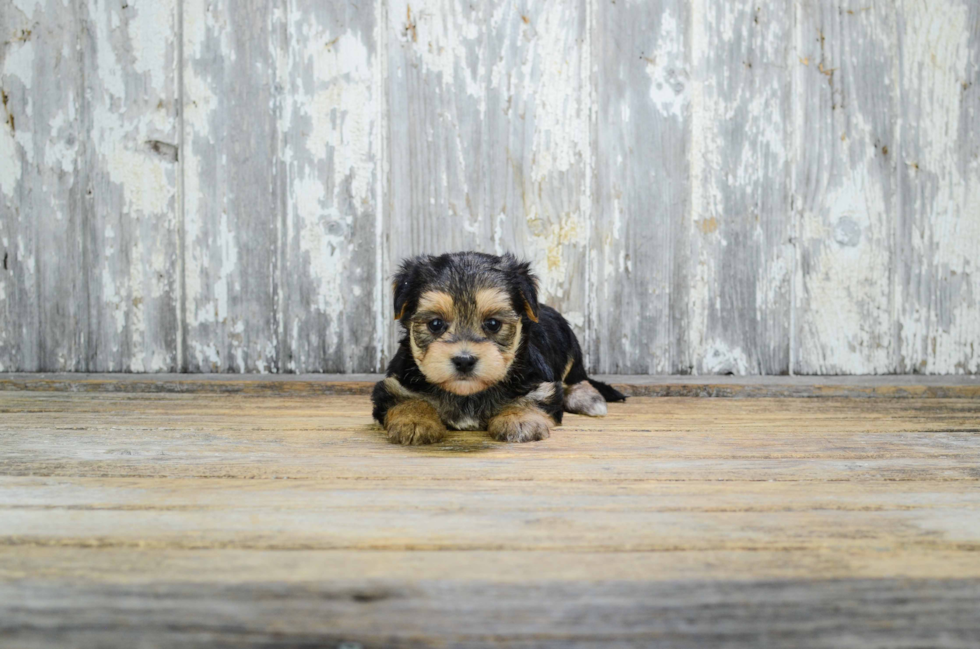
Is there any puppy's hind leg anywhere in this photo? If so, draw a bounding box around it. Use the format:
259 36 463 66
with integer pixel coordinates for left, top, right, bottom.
563 381 608 417
562 355 625 417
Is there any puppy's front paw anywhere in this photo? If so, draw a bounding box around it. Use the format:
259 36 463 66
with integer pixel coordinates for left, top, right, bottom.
488 407 552 443
385 400 447 445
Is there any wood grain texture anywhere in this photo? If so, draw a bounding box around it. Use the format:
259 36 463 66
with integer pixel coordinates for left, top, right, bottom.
486 0 592 344
3 373 980 398
0 1 178 373
0 0 86 371
2 0 979 376
2 578 980 649
794 1 899 374
181 0 281 372
592 0 690 374
2 391 980 646
81 0 180 372
689 0 793 375
280 0 381 372
895 0 980 374
383 0 489 353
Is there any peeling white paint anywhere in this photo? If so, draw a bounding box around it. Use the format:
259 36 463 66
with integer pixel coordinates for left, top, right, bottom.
402 0 483 100
526 2 590 186
563 311 585 329
702 340 750 375
102 145 171 215
491 0 592 319
3 39 34 90
897 0 979 373
280 3 380 371
645 8 689 119
0 126 20 197
3 0 979 375
128 2 173 92
10 0 42 17
688 0 720 370
801 172 893 373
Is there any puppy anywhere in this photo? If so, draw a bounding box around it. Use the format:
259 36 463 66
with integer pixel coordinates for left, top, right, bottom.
372 252 626 445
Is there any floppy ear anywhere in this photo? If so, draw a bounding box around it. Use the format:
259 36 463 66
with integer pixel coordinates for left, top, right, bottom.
392 255 428 321
503 254 539 323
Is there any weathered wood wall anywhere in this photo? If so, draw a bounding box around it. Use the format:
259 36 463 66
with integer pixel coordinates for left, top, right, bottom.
1 0 978 374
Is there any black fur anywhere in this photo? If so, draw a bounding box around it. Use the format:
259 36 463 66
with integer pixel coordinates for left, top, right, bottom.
373 251 625 432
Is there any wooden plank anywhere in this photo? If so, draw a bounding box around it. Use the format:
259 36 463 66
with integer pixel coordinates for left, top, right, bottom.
79 1 180 371
280 0 382 373
485 0 592 345
592 0 690 373
181 0 280 372
2 475 979 552
384 1 488 274
2 393 979 483
2 373 980 398
688 0 794 375
794 2 899 374
2 391 980 646
895 0 980 374
0 0 86 371
2 578 979 648
383 0 490 355
6 546 980 583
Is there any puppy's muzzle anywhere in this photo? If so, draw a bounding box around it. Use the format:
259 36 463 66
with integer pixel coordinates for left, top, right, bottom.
452 354 478 375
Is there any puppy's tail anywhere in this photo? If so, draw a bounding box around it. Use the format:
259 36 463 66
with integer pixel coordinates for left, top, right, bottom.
587 378 627 402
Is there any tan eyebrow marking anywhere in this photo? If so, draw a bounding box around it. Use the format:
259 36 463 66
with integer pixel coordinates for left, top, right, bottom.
475 288 514 318
416 290 454 318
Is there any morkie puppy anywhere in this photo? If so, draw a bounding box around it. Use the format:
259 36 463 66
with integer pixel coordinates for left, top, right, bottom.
372 251 625 445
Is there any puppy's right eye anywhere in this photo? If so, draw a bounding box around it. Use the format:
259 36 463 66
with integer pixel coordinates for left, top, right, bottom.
426 319 445 334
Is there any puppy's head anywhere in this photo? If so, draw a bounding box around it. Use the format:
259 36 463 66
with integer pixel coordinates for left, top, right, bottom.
393 252 539 396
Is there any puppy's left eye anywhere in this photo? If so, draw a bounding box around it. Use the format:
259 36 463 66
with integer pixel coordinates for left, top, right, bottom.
483 318 502 334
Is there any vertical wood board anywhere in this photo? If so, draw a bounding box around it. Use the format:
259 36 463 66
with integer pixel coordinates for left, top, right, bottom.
592 0 691 373
895 0 980 374
80 0 180 372
485 0 592 345
688 0 793 375
0 0 86 371
794 1 900 374
280 0 381 372
182 0 281 372
1 0 978 375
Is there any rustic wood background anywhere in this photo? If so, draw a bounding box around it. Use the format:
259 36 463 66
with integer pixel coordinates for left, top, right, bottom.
1 0 978 375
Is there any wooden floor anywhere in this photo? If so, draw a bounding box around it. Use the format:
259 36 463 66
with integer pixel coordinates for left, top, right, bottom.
2 385 979 648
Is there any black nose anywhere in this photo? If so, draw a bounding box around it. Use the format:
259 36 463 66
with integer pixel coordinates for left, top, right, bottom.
452 354 477 374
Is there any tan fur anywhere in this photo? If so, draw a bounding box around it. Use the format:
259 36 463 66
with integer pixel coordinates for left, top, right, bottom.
417 290 454 318
562 358 574 381
384 400 447 445
564 381 607 416
499 319 522 369
523 300 538 322
403 281 522 398
526 382 555 401
475 288 512 317
487 405 553 443
419 340 507 396
383 376 430 403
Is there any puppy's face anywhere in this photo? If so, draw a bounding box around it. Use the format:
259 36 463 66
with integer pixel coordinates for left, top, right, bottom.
393 253 539 396
409 287 521 395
